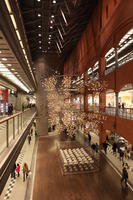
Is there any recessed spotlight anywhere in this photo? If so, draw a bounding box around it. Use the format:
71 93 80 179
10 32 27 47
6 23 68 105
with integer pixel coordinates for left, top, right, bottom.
50 26 53 29
11 68 15 71
53 0 56 3
2 58 7 61
51 15 54 18
39 41 42 43
49 34 51 37
50 20 53 24
38 25 41 28
14 72 18 74
7 64 12 66
38 13 41 17
0 51 2 53
38 34 41 36
37 0 41 2
39 47 42 49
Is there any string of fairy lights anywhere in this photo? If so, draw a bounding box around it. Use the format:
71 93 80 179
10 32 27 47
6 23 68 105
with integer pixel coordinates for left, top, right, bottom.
43 72 107 137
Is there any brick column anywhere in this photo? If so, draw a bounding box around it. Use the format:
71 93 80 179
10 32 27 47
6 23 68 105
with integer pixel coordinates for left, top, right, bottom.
99 57 106 147
84 71 88 112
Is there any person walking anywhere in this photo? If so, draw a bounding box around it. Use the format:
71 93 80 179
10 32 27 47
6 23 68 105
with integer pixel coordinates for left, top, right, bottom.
22 163 29 181
16 163 20 177
121 166 128 187
88 132 91 145
103 141 108 154
112 142 117 155
95 143 99 153
28 134 31 144
11 163 16 179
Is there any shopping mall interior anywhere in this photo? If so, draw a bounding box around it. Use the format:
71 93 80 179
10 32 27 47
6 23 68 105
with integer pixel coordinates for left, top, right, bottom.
0 0 133 200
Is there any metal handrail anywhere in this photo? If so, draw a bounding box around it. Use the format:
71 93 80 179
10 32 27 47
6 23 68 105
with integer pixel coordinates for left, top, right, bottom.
105 106 133 119
0 108 33 124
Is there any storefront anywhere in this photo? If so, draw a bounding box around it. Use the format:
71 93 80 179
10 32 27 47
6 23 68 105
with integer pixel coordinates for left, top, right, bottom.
0 86 8 115
119 89 133 108
106 91 116 107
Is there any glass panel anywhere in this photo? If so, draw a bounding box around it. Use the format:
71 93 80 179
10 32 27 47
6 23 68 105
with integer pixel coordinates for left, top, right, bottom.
8 118 13 142
15 116 18 135
0 121 7 154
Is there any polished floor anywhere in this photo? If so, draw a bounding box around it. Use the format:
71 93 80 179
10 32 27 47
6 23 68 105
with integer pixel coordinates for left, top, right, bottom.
33 135 133 200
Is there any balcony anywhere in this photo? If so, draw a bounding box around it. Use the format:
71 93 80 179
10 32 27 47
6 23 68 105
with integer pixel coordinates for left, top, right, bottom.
0 107 36 154
105 107 133 120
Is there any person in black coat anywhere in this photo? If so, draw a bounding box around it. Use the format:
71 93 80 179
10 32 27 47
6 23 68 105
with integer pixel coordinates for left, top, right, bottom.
11 163 16 179
112 142 117 155
88 133 91 145
103 141 108 154
121 167 128 187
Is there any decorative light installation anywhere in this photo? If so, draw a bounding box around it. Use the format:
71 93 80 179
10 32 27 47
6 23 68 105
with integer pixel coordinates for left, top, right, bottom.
44 71 107 137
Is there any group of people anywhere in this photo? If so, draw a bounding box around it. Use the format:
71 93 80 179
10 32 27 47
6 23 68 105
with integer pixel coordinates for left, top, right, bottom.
118 102 125 110
87 133 99 153
87 133 129 188
11 162 29 182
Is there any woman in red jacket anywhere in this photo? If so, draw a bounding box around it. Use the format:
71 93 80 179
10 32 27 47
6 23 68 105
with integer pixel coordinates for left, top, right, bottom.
16 163 20 177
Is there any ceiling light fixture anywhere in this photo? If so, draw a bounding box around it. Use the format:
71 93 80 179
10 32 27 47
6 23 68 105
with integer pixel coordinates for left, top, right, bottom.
7 64 12 66
38 25 41 28
50 20 53 24
37 0 41 2
38 34 41 36
39 41 42 43
0 51 1 53
39 47 42 49
51 15 54 18
38 13 41 17
50 26 53 29
11 68 15 71
53 0 56 3
2 58 7 61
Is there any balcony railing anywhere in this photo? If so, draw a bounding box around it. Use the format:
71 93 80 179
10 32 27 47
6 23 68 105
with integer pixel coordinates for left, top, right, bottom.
0 107 36 154
105 51 133 75
105 107 133 120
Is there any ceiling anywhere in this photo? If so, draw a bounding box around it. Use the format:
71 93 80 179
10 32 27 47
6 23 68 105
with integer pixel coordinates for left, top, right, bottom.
18 0 97 67
0 30 34 92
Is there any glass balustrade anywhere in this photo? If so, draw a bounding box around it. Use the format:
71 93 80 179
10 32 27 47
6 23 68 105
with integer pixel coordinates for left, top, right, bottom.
0 107 36 154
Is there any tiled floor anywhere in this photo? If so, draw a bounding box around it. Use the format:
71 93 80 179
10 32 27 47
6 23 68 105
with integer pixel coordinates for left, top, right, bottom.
1 129 133 200
33 135 133 200
83 130 133 189
0 131 37 200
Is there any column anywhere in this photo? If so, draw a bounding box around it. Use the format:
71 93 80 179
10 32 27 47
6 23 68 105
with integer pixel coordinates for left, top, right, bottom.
99 57 106 147
84 71 88 112
114 47 118 116
35 57 48 136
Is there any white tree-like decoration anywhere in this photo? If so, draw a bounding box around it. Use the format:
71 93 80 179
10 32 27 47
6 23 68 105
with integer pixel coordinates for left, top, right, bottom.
44 74 107 137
